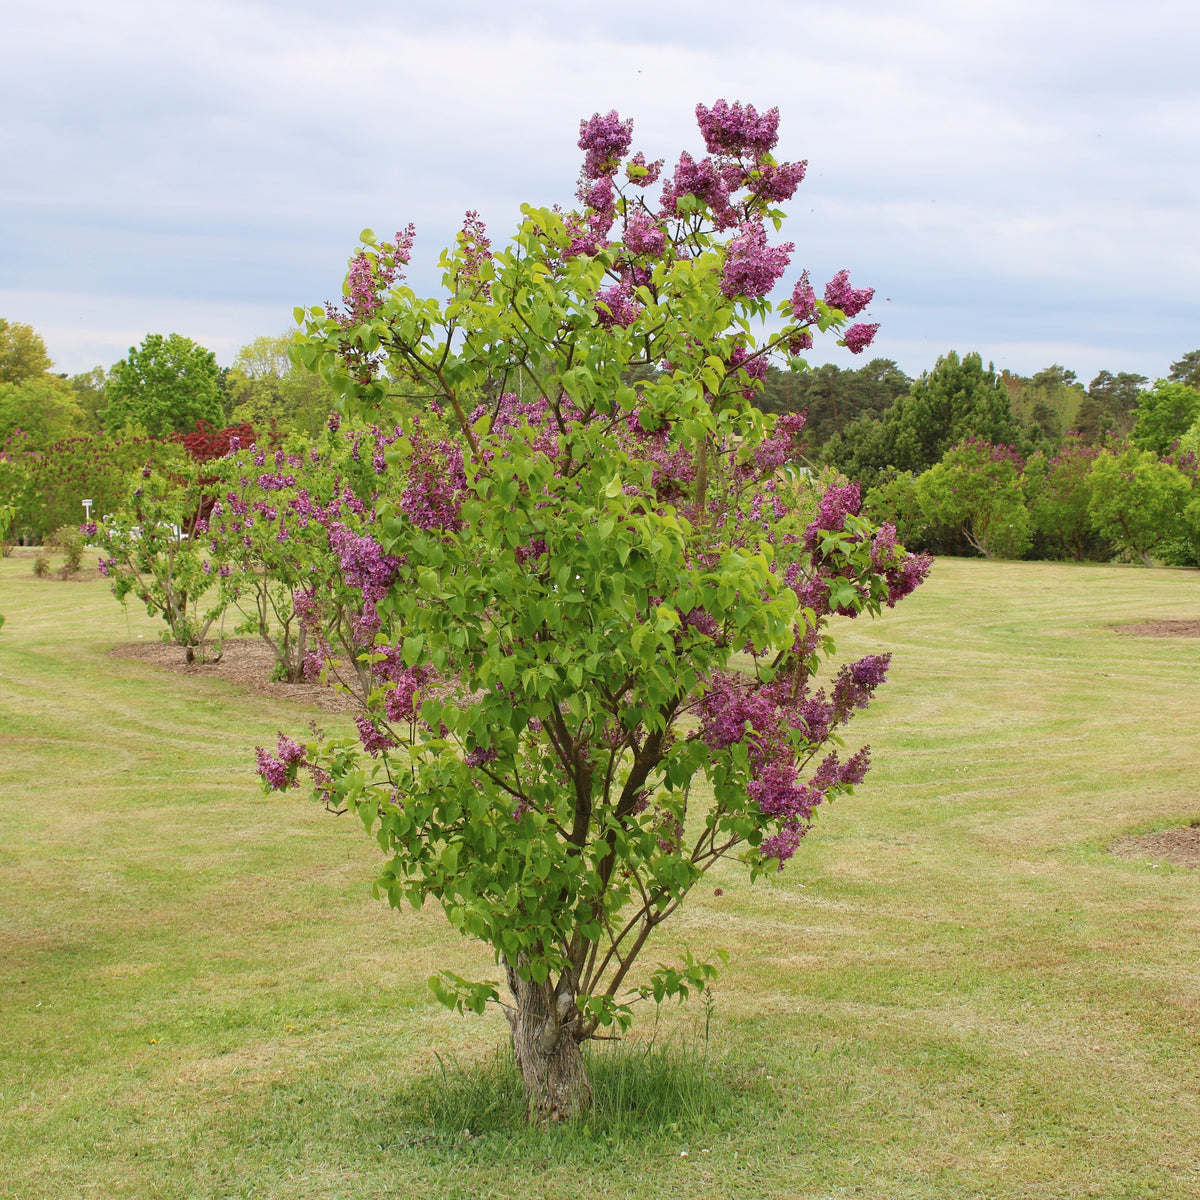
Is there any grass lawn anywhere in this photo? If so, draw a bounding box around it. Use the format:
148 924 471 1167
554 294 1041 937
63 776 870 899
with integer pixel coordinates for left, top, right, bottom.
1 553 1198 1199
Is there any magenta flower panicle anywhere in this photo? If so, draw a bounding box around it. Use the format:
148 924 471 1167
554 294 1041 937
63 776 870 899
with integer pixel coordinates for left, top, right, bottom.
824 269 874 318
578 110 634 179
695 100 781 158
789 271 818 324
843 323 880 355
720 223 793 299
256 732 307 790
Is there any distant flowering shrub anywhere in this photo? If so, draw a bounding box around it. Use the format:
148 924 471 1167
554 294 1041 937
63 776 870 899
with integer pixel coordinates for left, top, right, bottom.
0 428 180 544
205 422 410 687
916 437 1032 559
94 461 227 656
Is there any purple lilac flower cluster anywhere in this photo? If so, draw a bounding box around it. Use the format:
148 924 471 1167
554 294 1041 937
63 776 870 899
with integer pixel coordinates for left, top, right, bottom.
354 714 396 757
823 269 873 317
804 482 862 555
569 101 877 365
595 279 643 328
400 432 468 532
383 665 432 724
621 409 697 502
751 411 807 474
695 100 780 157
464 745 498 768
954 436 1025 470
340 225 415 326
721 224 794 299
623 209 667 258
456 210 493 299
727 344 770 401
327 524 401 604
659 152 739 230
578 110 635 179
697 653 890 866
789 272 818 324
256 732 306 790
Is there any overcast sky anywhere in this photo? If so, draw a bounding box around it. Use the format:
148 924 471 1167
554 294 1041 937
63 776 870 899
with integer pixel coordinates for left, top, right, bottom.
3 0 1197 385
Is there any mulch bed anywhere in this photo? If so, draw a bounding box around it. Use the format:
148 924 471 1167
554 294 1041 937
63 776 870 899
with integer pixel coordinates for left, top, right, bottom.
108 637 360 713
1110 825 1200 869
1106 619 1200 864
1109 619 1200 637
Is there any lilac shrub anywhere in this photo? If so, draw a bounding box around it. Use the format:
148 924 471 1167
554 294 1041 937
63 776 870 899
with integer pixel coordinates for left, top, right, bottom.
95 460 227 657
915 437 1032 559
273 101 926 1119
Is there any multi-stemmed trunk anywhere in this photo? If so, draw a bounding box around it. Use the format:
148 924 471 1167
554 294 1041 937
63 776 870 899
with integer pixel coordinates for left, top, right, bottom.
504 962 592 1122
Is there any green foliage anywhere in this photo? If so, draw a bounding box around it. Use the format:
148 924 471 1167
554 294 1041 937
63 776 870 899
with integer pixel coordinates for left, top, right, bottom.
862 469 926 549
826 351 1021 485
48 524 85 574
1168 349 1200 389
1004 364 1085 441
819 414 894 486
102 333 225 437
1077 370 1147 442
915 440 1031 559
754 358 911 450
95 463 226 650
1130 379 1200 456
1087 446 1191 565
1177 413 1200 457
68 366 108 428
0 453 32 542
225 332 341 437
1024 435 1102 561
895 352 1022 471
0 318 53 384
0 373 92 451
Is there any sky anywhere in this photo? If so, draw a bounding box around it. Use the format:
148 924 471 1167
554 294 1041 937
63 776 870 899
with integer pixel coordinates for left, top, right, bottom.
2 0 1197 385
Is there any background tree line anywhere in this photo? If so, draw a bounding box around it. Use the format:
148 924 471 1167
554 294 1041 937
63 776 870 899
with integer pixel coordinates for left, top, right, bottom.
2 313 1199 563
0 321 343 543
807 350 1200 566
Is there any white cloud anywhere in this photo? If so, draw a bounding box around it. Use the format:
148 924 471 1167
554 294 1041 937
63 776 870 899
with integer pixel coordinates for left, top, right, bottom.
2 0 1197 379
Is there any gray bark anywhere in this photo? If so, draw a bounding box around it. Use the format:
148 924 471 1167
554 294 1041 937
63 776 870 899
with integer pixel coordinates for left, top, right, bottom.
504 961 592 1122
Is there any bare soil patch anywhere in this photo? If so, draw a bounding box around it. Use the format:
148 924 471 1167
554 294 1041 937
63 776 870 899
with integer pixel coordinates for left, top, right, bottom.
1110 824 1200 869
108 637 359 713
1109 619 1200 638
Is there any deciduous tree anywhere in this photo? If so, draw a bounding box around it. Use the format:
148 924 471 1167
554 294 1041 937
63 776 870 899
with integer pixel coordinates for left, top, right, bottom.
826 350 1020 483
0 319 52 384
260 101 928 1120
102 333 224 437
1025 434 1102 561
1130 379 1200 456
915 438 1031 559
1087 446 1190 565
225 332 341 436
